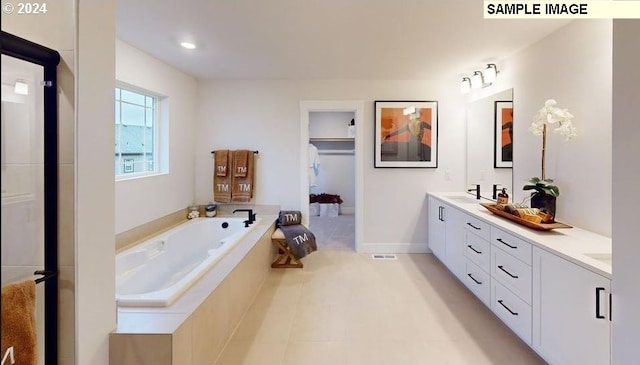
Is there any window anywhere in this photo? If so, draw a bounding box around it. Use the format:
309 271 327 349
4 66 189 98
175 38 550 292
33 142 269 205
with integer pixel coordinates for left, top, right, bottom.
115 86 160 178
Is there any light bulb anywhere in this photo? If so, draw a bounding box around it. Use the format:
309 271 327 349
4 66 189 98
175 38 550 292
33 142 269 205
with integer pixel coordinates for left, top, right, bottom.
460 77 471 94
484 64 497 84
180 42 196 49
470 71 483 89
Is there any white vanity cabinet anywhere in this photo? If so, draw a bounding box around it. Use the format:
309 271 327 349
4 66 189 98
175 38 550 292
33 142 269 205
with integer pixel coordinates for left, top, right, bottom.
427 192 612 365
532 247 611 365
428 196 447 262
428 196 465 280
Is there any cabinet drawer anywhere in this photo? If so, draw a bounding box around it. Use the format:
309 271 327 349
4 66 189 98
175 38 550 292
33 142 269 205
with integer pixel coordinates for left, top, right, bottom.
464 232 490 271
462 258 490 306
462 214 490 241
491 227 532 264
491 280 532 345
491 247 532 304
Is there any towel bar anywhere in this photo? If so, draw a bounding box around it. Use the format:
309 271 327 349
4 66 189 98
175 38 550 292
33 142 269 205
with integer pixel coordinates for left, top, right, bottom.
211 150 259 154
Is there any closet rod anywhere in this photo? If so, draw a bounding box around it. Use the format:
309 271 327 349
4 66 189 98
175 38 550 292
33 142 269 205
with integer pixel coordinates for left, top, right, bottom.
318 150 354 155
211 150 259 154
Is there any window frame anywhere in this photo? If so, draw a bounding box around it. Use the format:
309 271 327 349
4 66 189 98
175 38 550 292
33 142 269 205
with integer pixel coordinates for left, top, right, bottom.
114 83 165 180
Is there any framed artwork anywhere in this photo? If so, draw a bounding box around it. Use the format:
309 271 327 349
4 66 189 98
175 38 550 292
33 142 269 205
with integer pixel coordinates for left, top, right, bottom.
374 100 438 168
494 101 513 168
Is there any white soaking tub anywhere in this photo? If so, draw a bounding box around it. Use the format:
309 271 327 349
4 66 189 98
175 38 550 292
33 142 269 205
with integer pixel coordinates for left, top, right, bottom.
116 216 261 307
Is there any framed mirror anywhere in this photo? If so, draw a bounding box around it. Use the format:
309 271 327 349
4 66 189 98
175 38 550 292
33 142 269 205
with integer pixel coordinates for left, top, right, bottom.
466 88 513 200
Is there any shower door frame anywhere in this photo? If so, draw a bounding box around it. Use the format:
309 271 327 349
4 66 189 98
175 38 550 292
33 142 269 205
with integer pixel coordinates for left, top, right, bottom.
1 30 60 365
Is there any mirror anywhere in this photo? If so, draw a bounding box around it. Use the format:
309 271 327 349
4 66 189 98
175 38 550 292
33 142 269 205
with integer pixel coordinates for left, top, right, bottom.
466 88 513 200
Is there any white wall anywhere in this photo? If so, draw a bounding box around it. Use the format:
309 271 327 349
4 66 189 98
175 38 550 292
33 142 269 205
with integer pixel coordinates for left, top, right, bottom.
115 40 198 234
506 20 613 236
76 1 116 364
309 111 354 138
195 80 467 248
611 19 640 365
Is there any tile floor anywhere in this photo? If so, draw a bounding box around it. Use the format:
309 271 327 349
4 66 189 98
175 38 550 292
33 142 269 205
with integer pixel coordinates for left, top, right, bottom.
215 251 546 365
309 214 355 251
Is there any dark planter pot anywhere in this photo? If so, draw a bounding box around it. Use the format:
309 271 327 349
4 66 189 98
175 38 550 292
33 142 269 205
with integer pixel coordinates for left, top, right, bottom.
530 192 556 222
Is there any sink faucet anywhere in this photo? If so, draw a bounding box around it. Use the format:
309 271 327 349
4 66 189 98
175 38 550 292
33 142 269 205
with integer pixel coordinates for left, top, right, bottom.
492 184 502 200
233 209 256 225
467 184 481 200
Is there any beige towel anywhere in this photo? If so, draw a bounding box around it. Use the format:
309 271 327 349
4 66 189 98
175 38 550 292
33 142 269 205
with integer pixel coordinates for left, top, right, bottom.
213 150 232 203
231 150 255 202
1 280 37 365
234 150 249 177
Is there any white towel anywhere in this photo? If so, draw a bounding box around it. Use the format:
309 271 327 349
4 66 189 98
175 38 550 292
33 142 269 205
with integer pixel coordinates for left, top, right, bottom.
308 144 320 187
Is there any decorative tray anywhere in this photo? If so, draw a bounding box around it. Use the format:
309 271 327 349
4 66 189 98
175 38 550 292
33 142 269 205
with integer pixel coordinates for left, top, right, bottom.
480 203 572 231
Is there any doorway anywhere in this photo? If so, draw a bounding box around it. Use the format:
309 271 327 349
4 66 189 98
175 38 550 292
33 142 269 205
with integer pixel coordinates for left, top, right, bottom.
299 100 364 252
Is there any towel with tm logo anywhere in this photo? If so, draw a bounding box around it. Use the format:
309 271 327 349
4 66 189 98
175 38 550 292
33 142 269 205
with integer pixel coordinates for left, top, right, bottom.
278 224 317 260
213 150 232 203
231 150 255 202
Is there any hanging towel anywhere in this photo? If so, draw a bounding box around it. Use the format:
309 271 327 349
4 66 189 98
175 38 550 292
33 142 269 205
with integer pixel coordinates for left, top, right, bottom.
278 224 317 260
308 143 320 187
231 150 255 202
213 150 232 203
234 150 249 177
1 280 37 365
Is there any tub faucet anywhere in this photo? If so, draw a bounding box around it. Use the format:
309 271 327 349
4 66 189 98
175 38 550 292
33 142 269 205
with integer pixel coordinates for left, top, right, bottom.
233 209 256 224
467 184 481 200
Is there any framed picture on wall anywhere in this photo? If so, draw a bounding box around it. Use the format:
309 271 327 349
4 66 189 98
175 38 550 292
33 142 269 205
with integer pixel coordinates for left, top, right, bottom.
494 101 513 168
374 100 438 168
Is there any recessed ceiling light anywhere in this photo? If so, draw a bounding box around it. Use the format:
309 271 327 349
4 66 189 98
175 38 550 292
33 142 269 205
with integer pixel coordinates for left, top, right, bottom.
180 42 196 49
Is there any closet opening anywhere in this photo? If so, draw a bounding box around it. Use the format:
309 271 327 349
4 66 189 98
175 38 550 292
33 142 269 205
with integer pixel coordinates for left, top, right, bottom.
299 100 364 252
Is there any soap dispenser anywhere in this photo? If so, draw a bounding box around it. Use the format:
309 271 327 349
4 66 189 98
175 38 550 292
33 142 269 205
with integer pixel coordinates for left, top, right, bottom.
497 188 509 207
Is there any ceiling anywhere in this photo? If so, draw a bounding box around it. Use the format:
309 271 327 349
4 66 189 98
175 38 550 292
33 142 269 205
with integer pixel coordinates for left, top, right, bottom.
116 0 571 81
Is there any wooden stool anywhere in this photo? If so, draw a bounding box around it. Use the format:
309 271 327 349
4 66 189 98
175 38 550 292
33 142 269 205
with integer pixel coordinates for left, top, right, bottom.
271 228 303 268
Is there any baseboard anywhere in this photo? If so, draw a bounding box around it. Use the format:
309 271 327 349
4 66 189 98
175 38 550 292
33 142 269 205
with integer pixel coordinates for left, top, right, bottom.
340 207 355 215
358 243 431 254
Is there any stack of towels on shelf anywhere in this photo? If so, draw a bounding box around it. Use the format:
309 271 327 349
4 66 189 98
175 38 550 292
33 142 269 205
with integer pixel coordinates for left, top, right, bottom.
277 210 317 260
213 149 255 203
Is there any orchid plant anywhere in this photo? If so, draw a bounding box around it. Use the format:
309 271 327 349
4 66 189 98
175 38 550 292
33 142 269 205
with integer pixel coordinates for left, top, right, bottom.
525 99 576 196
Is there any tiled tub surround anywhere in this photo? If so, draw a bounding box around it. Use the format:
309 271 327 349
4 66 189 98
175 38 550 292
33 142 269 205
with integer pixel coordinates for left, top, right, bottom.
110 213 277 365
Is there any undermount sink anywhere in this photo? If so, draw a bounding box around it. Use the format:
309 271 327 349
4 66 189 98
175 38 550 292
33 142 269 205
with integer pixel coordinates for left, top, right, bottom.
443 195 483 204
584 253 612 266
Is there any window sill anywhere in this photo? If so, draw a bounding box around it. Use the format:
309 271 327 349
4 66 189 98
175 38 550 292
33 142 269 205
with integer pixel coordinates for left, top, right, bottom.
116 171 168 182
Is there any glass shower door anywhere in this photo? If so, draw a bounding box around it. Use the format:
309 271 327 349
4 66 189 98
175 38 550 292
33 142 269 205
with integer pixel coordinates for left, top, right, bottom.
1 53 46 365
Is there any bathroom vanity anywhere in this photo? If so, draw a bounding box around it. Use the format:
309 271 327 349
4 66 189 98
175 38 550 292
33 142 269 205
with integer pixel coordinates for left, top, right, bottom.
428 192 612 365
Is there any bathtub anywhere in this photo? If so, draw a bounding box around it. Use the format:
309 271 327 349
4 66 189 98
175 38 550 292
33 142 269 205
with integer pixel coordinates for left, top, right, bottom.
116 216 261 307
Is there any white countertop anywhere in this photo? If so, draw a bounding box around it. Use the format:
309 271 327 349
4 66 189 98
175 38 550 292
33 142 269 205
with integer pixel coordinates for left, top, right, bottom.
428 192 612 279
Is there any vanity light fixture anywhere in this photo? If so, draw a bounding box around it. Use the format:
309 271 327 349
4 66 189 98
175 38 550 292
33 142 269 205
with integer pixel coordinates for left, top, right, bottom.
14 79 28 95
484 63 498 84
470 71 484 89
180 41 196 49
460 77 471 94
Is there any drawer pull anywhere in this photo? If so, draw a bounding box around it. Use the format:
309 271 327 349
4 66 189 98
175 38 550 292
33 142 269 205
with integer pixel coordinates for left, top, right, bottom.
596 287 606 319
498 299 519 316
467 245 482 254
467 273 482 285
466 222 481 230
497 238 517 249
498 265 519 279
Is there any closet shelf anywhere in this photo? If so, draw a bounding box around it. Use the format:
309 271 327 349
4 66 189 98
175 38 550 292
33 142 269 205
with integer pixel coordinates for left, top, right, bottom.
310 137 354 142
318 150 355 155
